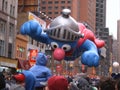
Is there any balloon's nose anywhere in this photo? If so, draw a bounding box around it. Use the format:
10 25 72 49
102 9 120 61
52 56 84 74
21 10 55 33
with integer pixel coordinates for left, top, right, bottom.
53 48 65 61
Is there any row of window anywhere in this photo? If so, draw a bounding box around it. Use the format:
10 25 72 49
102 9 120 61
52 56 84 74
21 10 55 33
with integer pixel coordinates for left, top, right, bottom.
96 0 104 3
0 40 13 58
42 6 71 10
0 19 15 58
0 40 26 58
96 18 104 22
96 8 104 13
96 23 104 27
29 37 45 48
0 20 14 37
2 0 15 17
42 11 60 15
96 3 104 8
41 1 71 4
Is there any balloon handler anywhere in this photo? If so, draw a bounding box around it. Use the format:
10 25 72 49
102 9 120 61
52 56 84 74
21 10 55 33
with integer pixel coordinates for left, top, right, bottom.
13 52 52 90
20 8 105 67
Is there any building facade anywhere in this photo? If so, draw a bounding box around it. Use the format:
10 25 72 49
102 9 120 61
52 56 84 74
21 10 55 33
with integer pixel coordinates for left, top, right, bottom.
18 0 38 13
38 0 96 31
0 0 18 58
96 0 106 30
95 0 114 76
0 0 18 69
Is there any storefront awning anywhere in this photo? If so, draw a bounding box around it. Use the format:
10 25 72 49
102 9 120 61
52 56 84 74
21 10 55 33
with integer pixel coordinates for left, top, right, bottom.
0 57 18 68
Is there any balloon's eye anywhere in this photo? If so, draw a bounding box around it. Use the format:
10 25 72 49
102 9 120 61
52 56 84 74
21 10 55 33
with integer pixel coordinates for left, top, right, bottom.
51 42 59 49
62 44 71 51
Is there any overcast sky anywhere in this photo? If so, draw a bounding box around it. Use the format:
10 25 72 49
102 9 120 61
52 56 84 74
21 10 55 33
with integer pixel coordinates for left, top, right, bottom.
106 0 120 39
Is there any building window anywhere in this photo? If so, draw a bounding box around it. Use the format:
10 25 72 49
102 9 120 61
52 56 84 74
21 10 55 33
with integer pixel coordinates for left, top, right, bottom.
100 4 103 8
37 42 39 47
10 4 15 16
61 6 65 9
48 1 52 4
55 6 58 9
96 3 99 7
67 6 71 9
2 0 7 12
34 40 37 46
100 14 103 18
55 12 58 14
42 1 46 4
10 4 12 16
48 6 52 10
48 12 52 14
42 7 46 10
8 43 12 58
5 1 7 12
0 40 5 56
55 1 59 4
9 23 14 37
100 9 103 13
0 20 6 34
61 1 65 3
2 0 5 11
12 6 15 16
67 1 71 3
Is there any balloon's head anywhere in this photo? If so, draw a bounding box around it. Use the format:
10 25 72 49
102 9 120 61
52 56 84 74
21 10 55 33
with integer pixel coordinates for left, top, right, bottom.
44 9 84 42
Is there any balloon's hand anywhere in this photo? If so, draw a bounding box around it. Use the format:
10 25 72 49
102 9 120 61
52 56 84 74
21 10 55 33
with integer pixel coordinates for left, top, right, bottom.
81 51 99 67
20 20 42 36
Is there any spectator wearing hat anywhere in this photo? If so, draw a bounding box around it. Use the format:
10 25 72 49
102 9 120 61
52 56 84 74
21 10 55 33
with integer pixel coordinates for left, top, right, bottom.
46 75 69 90
12 70 36 90
9 73 25 90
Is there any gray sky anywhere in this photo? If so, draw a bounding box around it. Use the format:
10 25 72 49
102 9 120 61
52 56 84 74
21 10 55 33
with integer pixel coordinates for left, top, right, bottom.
106 0 120 39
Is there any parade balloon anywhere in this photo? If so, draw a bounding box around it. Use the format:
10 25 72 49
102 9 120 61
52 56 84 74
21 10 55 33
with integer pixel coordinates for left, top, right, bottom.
20 9 105 67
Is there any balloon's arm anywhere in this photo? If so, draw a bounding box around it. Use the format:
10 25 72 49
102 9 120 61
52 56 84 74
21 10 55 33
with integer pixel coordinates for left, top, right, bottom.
80 39 98 52
79 39 100 67
20 20 49 44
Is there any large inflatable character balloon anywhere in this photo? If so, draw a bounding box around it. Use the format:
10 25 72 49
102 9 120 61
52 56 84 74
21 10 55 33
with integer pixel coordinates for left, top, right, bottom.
13 52 52 90
20 9 105 67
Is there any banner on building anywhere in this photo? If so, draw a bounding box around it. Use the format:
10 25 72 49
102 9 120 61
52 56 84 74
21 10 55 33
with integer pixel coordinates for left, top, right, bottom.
28 12 46 29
